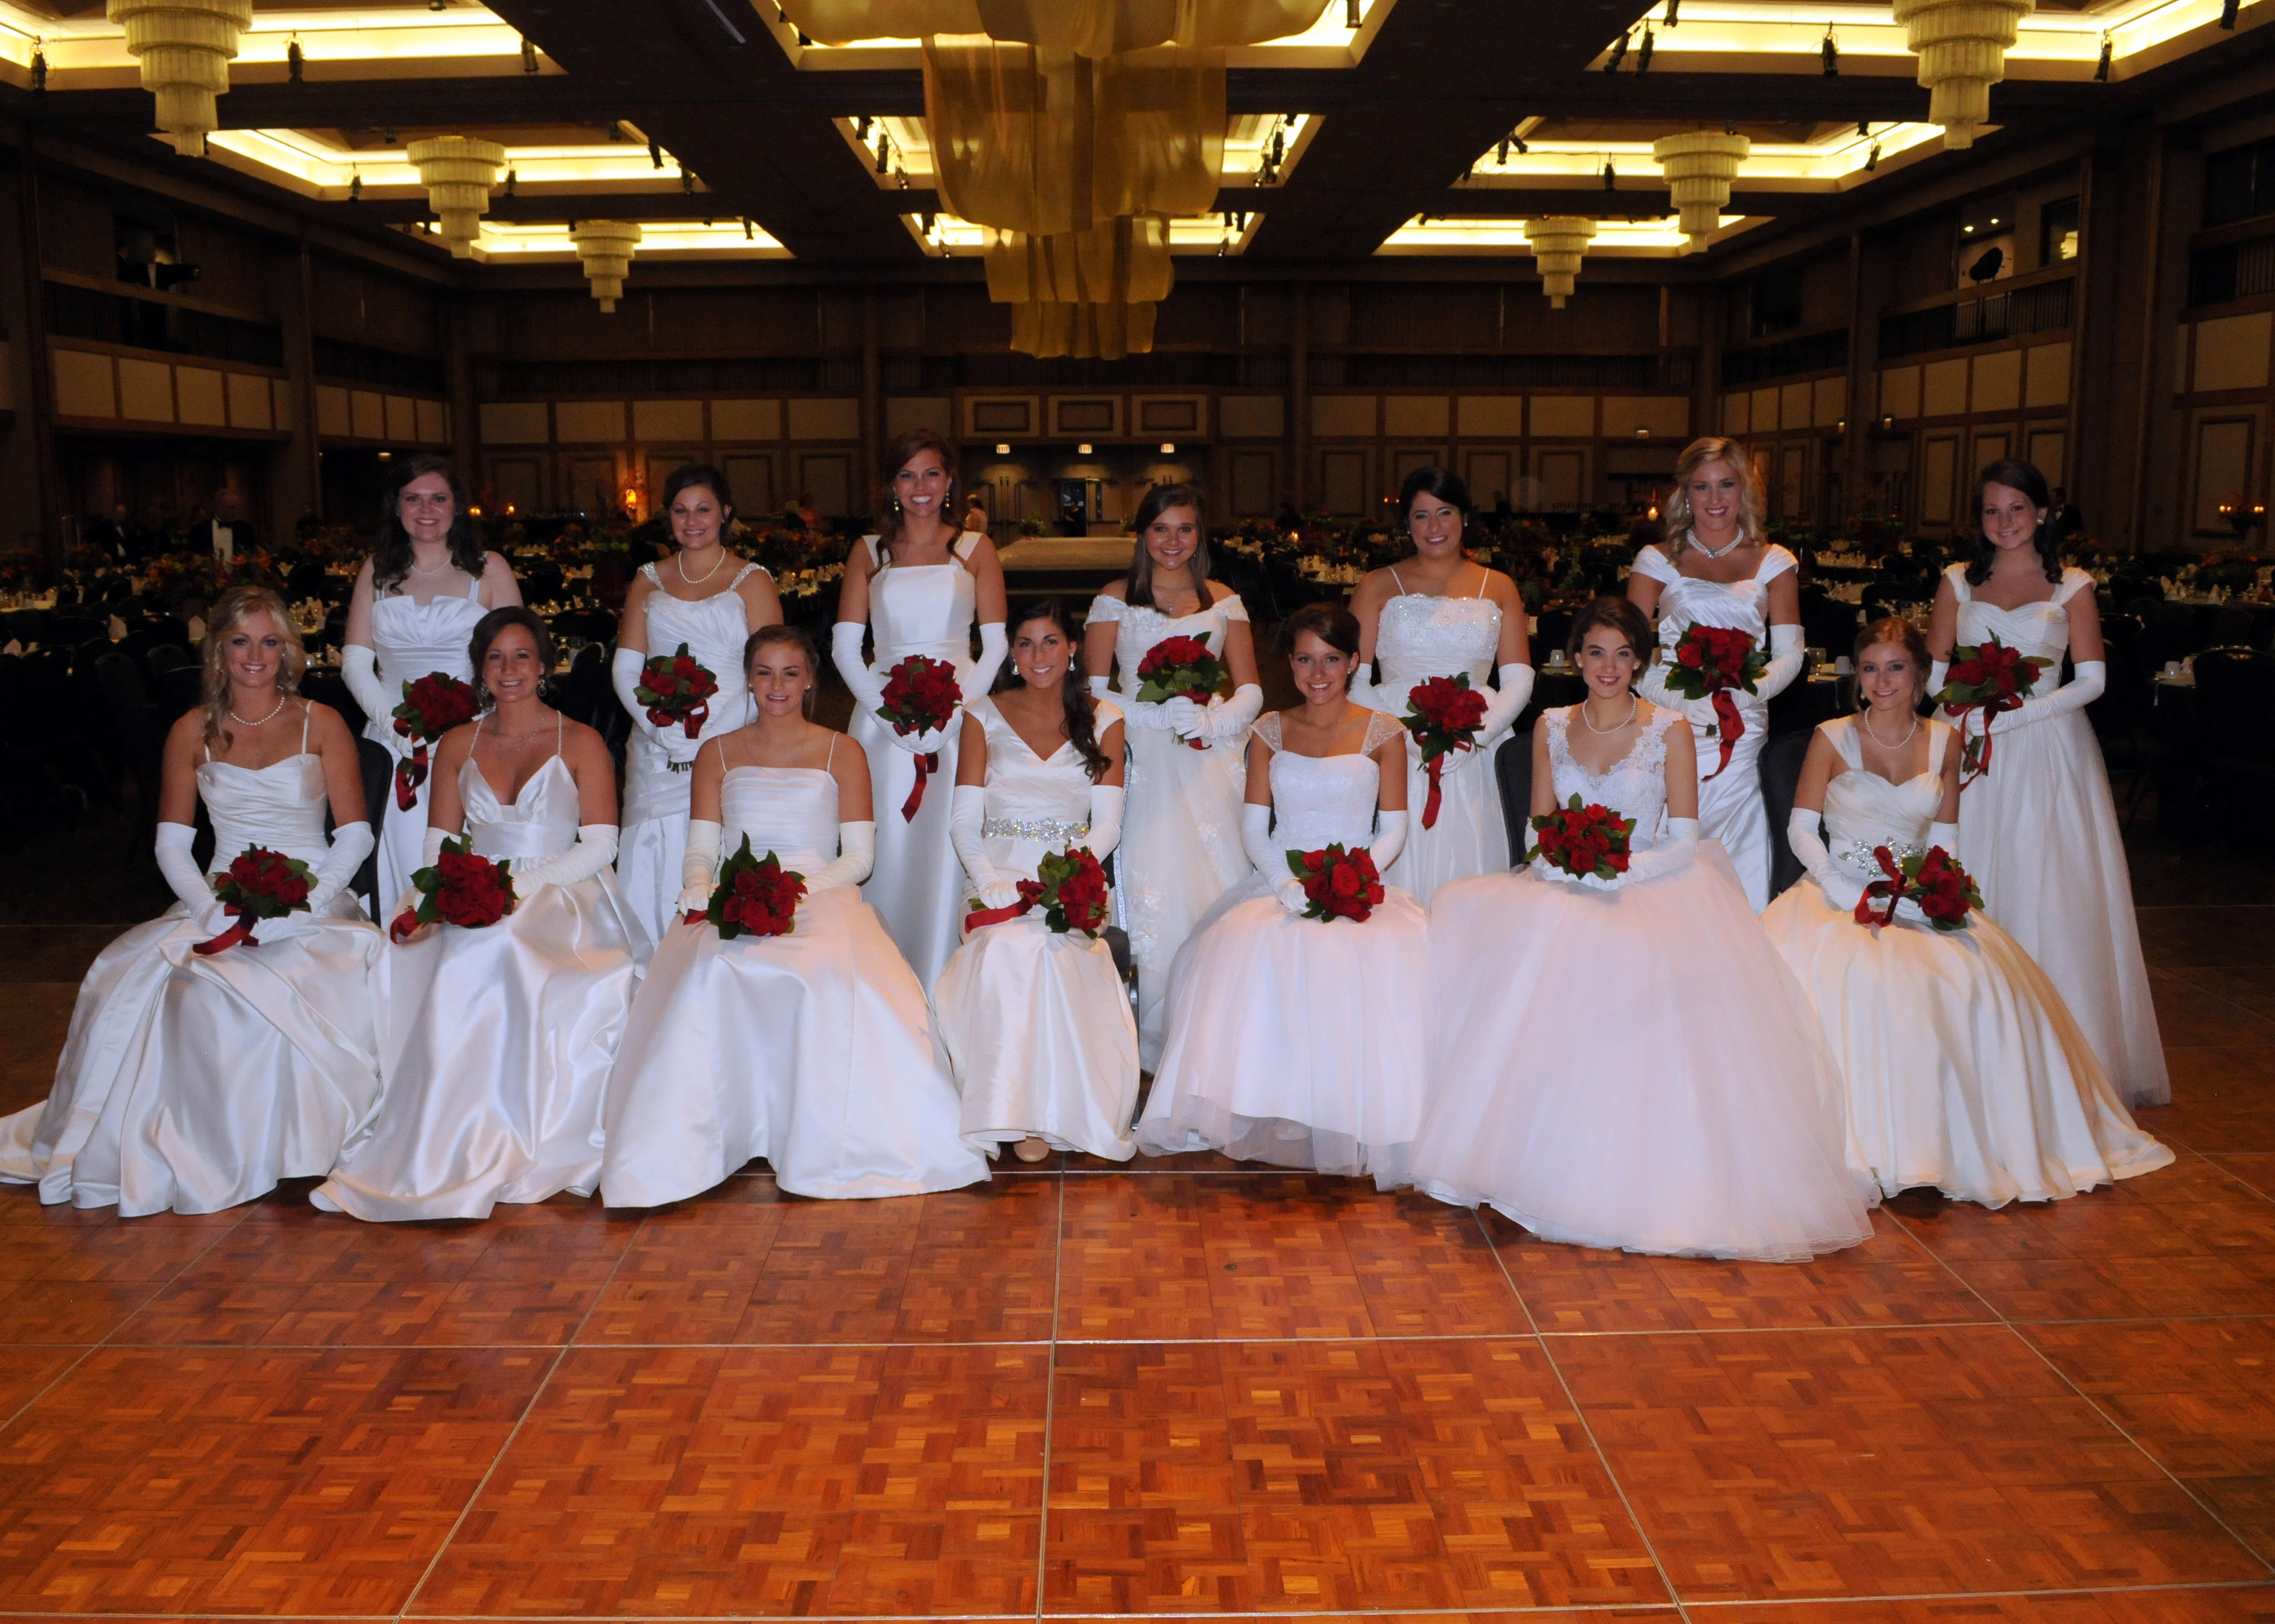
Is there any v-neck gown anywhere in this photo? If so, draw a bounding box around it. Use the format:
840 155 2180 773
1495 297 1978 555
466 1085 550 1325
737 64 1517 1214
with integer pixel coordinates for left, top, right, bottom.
366 575 490 908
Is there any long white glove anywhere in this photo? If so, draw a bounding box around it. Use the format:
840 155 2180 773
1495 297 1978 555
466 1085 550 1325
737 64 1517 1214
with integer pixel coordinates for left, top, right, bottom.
512 825 619 890
1999 660 2103 730
1760 623 1805 700
1788 806 1863 912
963 622 1008 703
1929 659 1949 700
1242 801 1307 913
1348 664 1380 714
341 645 400 753
1086 675 1113 704
1080 784 1125 863
831 621 887 715
1478 663 1535 747
155 821 229 934
306 820 373 914
949 784 1020 911
1616 815 1698 888
1368 808 1408 874
677 817 722 916
1198 683 1265 745
1928 819 1960 855
805 821 875 893
1159 694 1205 740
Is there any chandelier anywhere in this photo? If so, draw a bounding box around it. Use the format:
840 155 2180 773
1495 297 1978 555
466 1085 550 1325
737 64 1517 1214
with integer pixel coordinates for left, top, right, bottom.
1891 0 2036 149
107 0 251 158
406 136 509 260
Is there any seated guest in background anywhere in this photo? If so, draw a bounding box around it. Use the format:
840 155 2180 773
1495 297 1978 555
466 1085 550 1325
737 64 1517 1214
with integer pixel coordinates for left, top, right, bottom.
206 492 256 563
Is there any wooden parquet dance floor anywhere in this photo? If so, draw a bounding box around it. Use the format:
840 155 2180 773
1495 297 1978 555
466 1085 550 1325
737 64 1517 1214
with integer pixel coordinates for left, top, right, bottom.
1 902 2274 1621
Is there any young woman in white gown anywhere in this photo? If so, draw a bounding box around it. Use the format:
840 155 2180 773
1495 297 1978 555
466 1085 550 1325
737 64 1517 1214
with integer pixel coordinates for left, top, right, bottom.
1137 604 1431 1187
1927 459 2168 1109
831 429 1008 989
1627 437 1804 912
611 463 783 943
940 600 1137 1163
315 610 644 1222
1763 617 2171 1204
1081 483 1260 1067
0 589 382 1215
1410 597 1874 1262
340 455 521 908
602 626 986 1205
1350 466 1533 903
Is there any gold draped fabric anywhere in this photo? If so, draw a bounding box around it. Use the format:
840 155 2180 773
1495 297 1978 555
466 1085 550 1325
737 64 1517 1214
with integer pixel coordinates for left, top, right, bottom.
986 215 1170 360
782 0 1326 53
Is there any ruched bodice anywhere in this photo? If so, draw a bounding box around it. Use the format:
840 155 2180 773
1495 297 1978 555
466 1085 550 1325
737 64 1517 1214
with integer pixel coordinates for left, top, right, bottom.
1374 590 1499 693
1090 594 1249 699
973 695 1119 880
722 764 839 875
366 579 486 735
1633 542 1795 712
1947 564 2089 698
639 563 762 734
1545 707 1680 847
1256 710 1399 852
199 754 330 871
460 751 577 865
1819 716 1948 877
867 534 980 664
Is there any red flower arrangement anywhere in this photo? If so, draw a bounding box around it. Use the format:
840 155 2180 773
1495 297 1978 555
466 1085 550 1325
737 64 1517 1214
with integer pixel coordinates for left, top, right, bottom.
144 551 230 602
192 845 313 956
1286 843 1385 923
966 847 1113 936
390 672 480 811
876 653 964 820
1133 634 1226 749
635 642 720 749
1657 623 1767 779
1853 844 1982 931
688 835 807 938
390 835 517 942
1935 636 2046 788
1525 793 1637 882
1401 672 1490 829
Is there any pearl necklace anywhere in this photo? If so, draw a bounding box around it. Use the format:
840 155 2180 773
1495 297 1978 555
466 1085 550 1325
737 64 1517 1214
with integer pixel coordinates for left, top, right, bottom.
1690 527 1746 560
229 694 288 728
678 546 727 587
1580 696 1639 734
1861 709 1919 751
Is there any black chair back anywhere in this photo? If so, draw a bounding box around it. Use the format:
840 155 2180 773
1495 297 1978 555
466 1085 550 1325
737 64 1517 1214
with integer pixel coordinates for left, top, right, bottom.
1759 724 1814 900
2147 600 2199 668
353 735 394 914
1492 724 1533 861
2193 647 2275 753
2214 606 2258 649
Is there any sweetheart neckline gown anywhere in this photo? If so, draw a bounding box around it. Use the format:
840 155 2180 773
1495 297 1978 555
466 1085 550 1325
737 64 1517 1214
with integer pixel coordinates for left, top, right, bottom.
365 576 489 908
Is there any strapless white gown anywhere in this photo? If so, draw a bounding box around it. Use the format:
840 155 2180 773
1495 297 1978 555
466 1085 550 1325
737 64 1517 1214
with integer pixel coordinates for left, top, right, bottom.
935 696 1138 1162
1943 564 2169 1107
313 751 646 1220
1363 586 1512 903
365 577 490 908
1137 710 1432 1187
0 750 384 1215
615 562 763 945
602 758 986 1203
1410 706 1875 1262
1762 716 2172 1204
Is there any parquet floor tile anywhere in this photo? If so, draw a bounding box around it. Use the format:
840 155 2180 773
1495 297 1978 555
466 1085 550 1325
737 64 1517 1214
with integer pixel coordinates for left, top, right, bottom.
1691 1587 2275 1622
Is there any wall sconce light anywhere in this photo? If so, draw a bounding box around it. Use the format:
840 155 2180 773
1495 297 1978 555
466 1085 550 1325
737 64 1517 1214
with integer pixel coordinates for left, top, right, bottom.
1160 443 1176 454
1077 444 1093 455
1880 413 1896 429
1634 425 1649 437
996 444 1010 454
622 487 639 509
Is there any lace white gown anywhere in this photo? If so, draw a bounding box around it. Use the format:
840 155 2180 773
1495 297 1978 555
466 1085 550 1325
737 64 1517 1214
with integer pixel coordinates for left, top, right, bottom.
1632 542 1796 912
1137 710 1432 1186
1364 577 1513 903
0 736 384 1216
1943 564 2169 1107
1410 707 1875 1261
847 533 982 990
366 576 490 908
313 743 647 1221
1762 716 2172 1204
615 561 764 945
936 696 1139 1162
1088 592 1251 1067
602 749 985 1204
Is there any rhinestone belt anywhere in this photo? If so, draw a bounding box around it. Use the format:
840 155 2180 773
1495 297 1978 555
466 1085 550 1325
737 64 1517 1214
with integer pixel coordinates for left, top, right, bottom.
1835 839 1922 872
982 816 1089 842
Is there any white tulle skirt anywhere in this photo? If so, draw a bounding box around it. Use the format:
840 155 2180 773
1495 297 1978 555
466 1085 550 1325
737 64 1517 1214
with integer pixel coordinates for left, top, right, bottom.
1762 880 2173 1205
1116 722 1249 1070
1952 710 2168 1108
851 706 965 992
602 888 985 1204
0 898 385 1216
1387 735 1512 905
312 874 646 1222
1410 850 1876 1261
1137 876 1432 1187
1691 707 1771 912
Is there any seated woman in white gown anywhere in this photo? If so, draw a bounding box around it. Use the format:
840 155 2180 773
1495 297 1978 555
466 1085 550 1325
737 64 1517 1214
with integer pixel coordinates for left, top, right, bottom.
601 626 986 1204
938 599 1137 1163
1409 597 1875 1262
315 609 645 1222
1137 603 1432 1188
0 587 383 1216
1762 617 2172 1206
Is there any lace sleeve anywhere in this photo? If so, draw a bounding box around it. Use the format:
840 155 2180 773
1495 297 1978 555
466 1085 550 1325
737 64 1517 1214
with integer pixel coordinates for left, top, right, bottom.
1253 711 1283 752
1084 593 1127 624
639 562 662 587
1361 710 1406 755
1630 545 1678 585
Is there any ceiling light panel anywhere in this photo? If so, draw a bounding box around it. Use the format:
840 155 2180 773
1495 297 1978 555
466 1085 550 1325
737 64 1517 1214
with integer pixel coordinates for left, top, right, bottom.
1378 215 1763 255
0 2 546 86
203 127 698 200
1466 119 1945 191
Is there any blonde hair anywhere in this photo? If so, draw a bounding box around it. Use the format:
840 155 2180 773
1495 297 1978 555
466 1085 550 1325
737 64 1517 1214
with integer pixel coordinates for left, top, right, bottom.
1660 437 1765 564
199 586 307 753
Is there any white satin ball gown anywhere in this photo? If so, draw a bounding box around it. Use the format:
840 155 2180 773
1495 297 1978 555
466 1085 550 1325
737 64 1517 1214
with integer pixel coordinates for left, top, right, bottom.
1942 563 2169 1108
936 695 1138 1162
1762 716 2171 1205
602 742 985 1204
615 561 764 944
1137 710 1432 1187
0 727 384 1216
1632 541 1799 912
1411 707 1875 1262
313 729 647 1221
363 574 490 907
1086 591 1251 1067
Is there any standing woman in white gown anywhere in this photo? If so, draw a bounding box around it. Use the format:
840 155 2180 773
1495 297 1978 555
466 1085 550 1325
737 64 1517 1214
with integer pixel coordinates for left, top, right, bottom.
1927 458 2168 1107
1410 597 1873 1261
831 429 1008 989
1138 604 1432 1187
602 625 986 1205
316 609 643 1222
611 464 783 942
0 588 382 1215
940 600 1136 1163
340 455 521 908
1350 466 1533 902
1081 483 1261 1066
1626 437 1804 911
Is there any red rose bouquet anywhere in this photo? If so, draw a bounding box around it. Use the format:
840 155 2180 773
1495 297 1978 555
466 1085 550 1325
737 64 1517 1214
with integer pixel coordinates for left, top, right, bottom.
390 672 480 811
390 835 517 943
1935 636 2046 788
1133 634 1226 749
1657 623 1767 779
1853 844 1982 931
1524 793 1637 882
965 847 1112 937
689 835 807 938
1286 843 1385 924
876 653 964 820
635 642 720 752
192 845 314 956
1401 672 1491 829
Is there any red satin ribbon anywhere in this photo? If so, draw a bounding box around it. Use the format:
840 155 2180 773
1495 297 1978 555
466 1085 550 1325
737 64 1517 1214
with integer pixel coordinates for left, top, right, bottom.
649 700 708 739
683 908 708 926
1182 732 1210 752
1703 690 1743 780
901 751 939 821
393 738 429 810
1947 691 2023 789
963 895 1034 932
1853 844 1904 927
191 917 258 956
1418 740 1473 830
388 908 422 945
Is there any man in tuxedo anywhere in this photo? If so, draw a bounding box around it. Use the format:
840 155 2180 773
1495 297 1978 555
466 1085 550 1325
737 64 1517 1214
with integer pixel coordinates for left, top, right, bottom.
204 492 256 563
84 504 150 563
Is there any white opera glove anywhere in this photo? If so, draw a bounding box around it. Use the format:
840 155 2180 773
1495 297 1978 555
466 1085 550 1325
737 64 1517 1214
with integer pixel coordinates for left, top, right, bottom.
1928 660 1950 702
1199 683 1264 744
1087 675 1113 704
1349 665 1381 714
830 621 888 716
1928 820 1960 856
1080 784 1125 864
1760 623 1805 700
1243 802 1308 913
1636 656 1717 728
1120 695 1173 731
1477 663 1534 747
155 822 229 934
511 825 618 890
891 723 951 757
341 645 400 753
2000 660 2103 731
1788 807 1860 910
963 622 1008 703
950 784 1020 911
1159 694 1205 741
1368 809 1408 875
305 820 373 914
1615 816 1698 888
676 817 722 917
803 820 875 893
